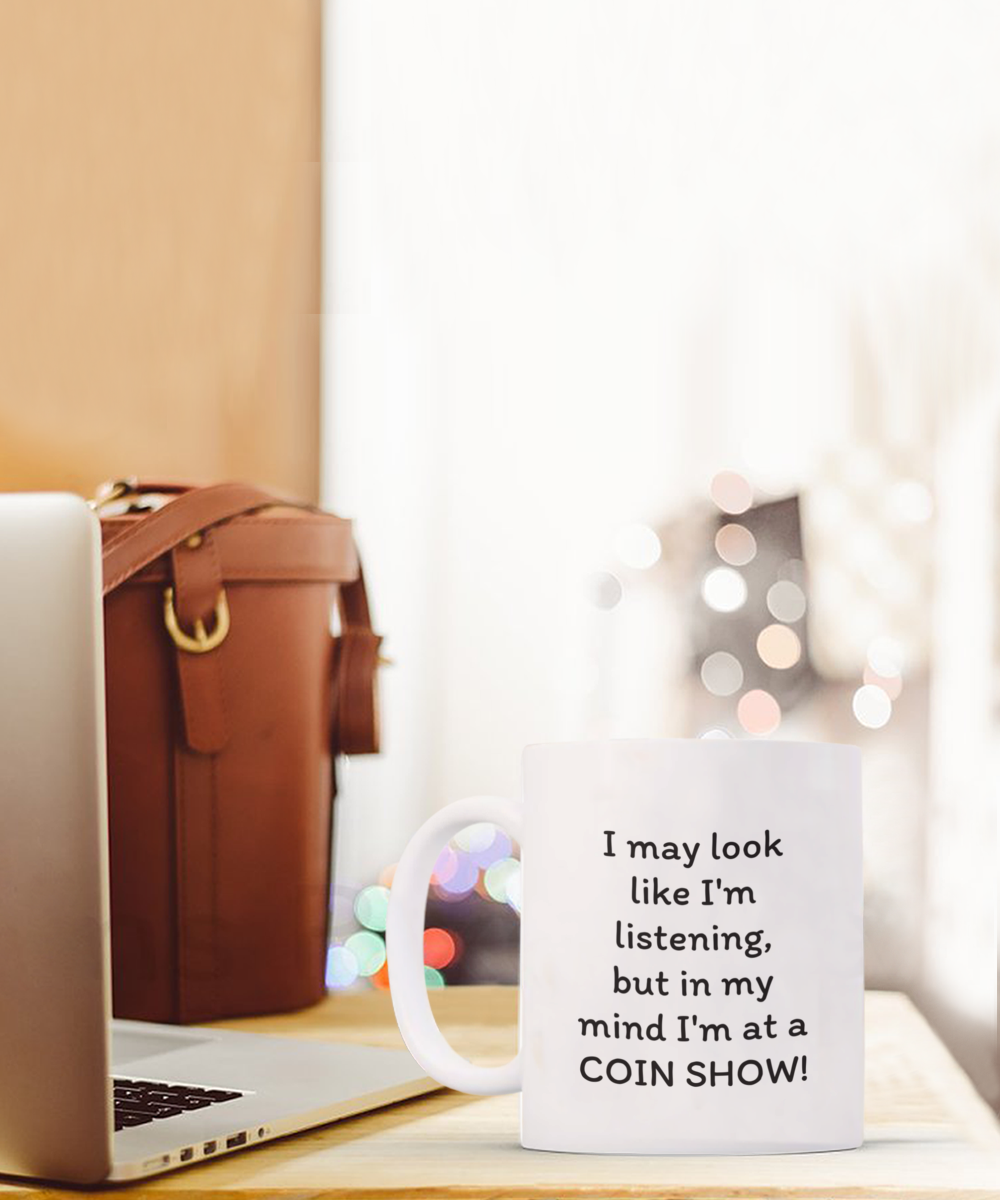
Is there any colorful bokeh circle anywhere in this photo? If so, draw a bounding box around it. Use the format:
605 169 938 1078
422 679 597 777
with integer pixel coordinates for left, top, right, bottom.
345 930 387 977
326 944 359 989
423 927 457 969
354 884 391 932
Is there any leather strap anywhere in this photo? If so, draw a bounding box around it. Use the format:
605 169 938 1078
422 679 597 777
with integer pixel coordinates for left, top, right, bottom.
98 481 382 758
102 482 300 596
170 530 230 754
100 515 358 585
331 569 382 756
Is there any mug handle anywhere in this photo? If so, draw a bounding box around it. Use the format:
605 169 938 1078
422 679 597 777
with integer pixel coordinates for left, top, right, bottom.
386 794 524 1094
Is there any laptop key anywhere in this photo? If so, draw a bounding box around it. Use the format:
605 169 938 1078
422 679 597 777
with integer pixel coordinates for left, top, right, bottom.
114 1112 155 1129
117 1101 185 1118
143 1091 214 1109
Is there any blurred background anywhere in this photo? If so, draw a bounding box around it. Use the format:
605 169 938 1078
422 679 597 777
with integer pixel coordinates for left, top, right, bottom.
0 0 996 1111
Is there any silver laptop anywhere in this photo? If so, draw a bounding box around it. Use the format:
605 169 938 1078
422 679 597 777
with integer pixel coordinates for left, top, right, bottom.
0 492 434 1184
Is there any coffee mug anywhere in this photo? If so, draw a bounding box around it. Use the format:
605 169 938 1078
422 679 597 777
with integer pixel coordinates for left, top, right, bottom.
387 739 863 1155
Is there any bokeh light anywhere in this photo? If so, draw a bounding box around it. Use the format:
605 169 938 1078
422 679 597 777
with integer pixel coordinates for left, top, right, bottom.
766 580 807 623
455 823 496 853
345 930 387 976
864 664 903 700
701 566 748 613
336 811 526 992
700 650 744 696
341 820 525 992
700 728 732 740
354 884 390 932
709 470 753 515
853 684 892 729
436 853 479 897
468 827 513 870
756 624 802 669
715 523 757 566
737 689 782 735
586 571 623 610
866 636 904 678
326 944 359 989
614 523 662 570
504 867 522 912
484 857 521 905
431 845 459 886
423 927 457 969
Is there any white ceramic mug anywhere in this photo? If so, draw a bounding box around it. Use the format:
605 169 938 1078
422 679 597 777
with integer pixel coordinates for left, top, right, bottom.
387 739 863 1155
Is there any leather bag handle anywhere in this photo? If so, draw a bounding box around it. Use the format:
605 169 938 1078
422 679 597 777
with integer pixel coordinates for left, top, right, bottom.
330 566 382 756
97 481 382 756
101 482 299 596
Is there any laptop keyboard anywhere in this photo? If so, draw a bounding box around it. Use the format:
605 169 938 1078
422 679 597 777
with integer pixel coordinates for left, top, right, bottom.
113 1077 244 1132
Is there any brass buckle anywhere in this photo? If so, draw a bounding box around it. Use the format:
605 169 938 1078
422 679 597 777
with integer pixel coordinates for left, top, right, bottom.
163 586 230 654
88 477 139 511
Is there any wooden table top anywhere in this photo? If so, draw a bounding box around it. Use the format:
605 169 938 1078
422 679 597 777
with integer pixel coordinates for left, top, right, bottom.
5 987 999 1198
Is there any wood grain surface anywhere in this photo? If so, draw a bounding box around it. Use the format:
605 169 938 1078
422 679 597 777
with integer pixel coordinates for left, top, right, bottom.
3 987 998 1198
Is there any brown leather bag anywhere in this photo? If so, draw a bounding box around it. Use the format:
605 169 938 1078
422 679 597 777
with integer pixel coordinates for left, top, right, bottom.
97 480 381 1023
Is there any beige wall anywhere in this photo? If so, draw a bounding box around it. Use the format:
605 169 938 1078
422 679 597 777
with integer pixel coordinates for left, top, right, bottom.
0 0 321 500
